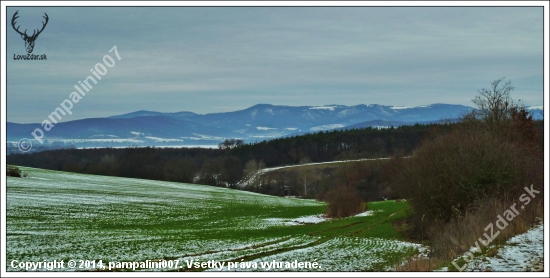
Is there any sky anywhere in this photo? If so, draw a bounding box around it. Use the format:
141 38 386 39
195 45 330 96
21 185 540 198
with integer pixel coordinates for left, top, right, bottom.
5 5 545 123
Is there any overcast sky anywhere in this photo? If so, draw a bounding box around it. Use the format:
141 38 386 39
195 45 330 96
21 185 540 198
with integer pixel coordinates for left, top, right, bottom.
6 6 544 123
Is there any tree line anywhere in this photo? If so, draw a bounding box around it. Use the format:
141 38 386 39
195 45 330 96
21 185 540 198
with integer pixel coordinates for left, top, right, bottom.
7 123 451 189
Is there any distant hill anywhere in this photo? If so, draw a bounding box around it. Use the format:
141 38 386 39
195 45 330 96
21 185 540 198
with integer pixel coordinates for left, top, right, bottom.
6 103 542 148
339 118 461 130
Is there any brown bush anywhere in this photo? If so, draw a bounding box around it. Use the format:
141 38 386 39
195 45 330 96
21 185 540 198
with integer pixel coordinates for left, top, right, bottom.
7 165 22 177
333 160 391 202
393 126 543 242
508 106 540 146
325 184 365 218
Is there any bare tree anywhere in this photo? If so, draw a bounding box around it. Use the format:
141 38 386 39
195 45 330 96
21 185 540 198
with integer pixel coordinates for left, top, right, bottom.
221 156 243 188
244 159 265 176
471 77 515 132
297 157 312 197
242 159 265 190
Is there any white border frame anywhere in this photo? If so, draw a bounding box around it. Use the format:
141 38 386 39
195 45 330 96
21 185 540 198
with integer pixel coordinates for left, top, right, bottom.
1 1 548 277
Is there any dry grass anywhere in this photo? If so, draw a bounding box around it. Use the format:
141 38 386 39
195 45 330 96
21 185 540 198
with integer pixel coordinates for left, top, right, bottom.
395 196 542 271
485 246 500 258
393 257 443 272
428 197 543 262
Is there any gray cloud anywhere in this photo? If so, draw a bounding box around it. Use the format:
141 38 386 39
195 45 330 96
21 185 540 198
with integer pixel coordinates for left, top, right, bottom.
7 6 543 123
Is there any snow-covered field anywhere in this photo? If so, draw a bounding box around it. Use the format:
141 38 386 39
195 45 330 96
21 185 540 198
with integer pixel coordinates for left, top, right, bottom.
207 237 424 272
440 222 545 272
6 167 423 272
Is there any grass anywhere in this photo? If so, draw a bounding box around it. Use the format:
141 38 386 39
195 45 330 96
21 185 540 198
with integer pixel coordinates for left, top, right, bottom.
7 166 423 272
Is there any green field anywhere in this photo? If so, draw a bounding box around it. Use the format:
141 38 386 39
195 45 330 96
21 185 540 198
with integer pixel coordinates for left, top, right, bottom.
6 167 425 272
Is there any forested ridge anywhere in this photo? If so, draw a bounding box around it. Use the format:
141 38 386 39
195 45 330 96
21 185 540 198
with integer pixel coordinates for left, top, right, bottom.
7 123 451 184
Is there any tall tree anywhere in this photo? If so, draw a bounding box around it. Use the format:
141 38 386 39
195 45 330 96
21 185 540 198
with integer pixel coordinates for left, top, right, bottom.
471 77 515 133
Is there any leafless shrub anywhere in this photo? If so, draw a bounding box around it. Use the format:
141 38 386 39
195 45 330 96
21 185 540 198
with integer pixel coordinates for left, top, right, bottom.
325 184 365 218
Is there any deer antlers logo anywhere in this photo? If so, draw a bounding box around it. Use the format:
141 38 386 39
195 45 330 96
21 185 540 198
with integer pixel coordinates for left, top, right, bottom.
11 10 49 53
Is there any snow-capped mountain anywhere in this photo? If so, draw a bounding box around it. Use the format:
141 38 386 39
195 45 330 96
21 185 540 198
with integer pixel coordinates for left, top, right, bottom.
6 103 543 148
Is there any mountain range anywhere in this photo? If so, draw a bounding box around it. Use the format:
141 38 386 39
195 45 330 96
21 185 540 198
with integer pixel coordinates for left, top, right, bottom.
7 103 543 148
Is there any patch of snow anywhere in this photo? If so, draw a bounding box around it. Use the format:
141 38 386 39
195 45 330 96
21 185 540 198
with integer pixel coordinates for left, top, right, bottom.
390 106 410 110
469 245 481 254
261 215 327 226
162 145 217 149
213 236 427 272
263 218 286 222
372 126 391 129
337 108 359 117
442 222 544 272
527 106 543 110
53 138 144 143
353 210 381 217
238 157 395 188
288 214 327 225
310 124 344 131
309 106 336 111
479 222 544 272
81 144 219 149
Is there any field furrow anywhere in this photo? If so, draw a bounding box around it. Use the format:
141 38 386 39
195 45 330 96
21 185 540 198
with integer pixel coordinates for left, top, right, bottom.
7 167 424 272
